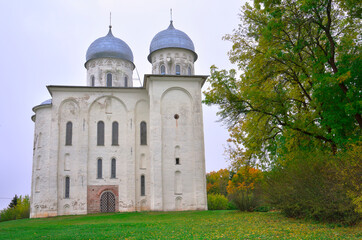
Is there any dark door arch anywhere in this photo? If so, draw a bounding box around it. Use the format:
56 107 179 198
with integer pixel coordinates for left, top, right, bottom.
100 191 115 213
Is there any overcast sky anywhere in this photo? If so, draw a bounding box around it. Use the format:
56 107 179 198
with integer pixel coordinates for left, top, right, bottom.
0 0 245 210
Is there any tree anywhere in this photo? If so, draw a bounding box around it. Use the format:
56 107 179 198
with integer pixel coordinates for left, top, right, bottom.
1 195 30 222
206 169 230 196
204 0 361 166
8 195 18 209
227 166 263 211
203 0 361 224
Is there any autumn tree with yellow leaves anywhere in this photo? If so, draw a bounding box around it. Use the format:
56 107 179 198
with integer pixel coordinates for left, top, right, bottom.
204 0 361 224
227 166 264 211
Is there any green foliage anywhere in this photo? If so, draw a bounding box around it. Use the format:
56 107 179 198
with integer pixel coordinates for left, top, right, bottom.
227 200 238 210
254 205 271 212
227 167 264 211
8 195 18 209
264 149 361 225
334 143 362 214
206 168 230 196
0 195 30 222
0 211 361 239
203 0 361 225
204 0 362 166
207 194 229 210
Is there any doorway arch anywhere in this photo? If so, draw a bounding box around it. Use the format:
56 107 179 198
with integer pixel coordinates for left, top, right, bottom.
100 191 116 213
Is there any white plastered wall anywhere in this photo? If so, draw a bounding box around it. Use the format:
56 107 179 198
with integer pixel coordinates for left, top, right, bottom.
30 74 207 217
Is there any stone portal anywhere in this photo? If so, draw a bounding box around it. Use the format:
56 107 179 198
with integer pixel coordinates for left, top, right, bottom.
100 191 115 213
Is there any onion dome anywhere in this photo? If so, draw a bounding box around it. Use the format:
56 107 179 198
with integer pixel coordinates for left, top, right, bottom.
85 26 134 66
148 21 197 62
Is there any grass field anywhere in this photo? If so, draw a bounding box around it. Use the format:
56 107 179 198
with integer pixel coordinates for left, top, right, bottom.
0 210 361 239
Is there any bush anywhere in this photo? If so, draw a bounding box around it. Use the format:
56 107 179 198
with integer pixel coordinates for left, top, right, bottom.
335 143 362 215
228 188 264 212
264 149 361 225
207 194 229 210
254 205 271 212
0 195 30 222
227 166 264 211
227 201 237 210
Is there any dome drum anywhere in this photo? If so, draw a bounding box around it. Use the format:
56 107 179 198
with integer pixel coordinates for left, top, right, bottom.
150 48 195 75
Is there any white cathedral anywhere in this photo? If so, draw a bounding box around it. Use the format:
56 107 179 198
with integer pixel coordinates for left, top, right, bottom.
30 20 208 218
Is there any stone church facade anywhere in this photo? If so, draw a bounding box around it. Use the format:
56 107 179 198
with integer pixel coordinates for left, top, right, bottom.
30 21 208 218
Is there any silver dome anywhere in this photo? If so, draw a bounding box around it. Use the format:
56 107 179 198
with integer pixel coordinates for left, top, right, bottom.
40 99 52 105
86 27 134 65
148 21 197 62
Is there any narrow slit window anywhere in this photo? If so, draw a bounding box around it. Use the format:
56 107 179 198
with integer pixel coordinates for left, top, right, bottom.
141 175 145 196
97 121 104 146
160 65 166 75
65 176 70 198
176 158 180 165
91 75 95 86
111 158 116 178
97 159 102 179
140 121 147 145
107 73 112 87
112 121 118 145
176 65 181 75
65 121 72 146
124 76 128 87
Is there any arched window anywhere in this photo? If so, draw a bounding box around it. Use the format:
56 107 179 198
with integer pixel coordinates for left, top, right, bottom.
107 73 112 87
188 66 192 75
65 121 72 145
140 153 145 169
65 176 70 198
176 64 181 75
97 159 102 178
97 121 104 146
36 155 41 170
160 65 166 75
141 175 145 196
140 121 147 145
35 177 40 192
175 171 182 194
124 76 128 87
64 153 70 171
91 75 95 86
111 158 116 178
112 121 118 146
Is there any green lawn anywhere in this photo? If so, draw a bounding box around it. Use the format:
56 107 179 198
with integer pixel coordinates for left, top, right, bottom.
0 211 360 239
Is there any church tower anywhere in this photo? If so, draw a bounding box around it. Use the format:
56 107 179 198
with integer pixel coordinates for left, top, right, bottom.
145 20 207 211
